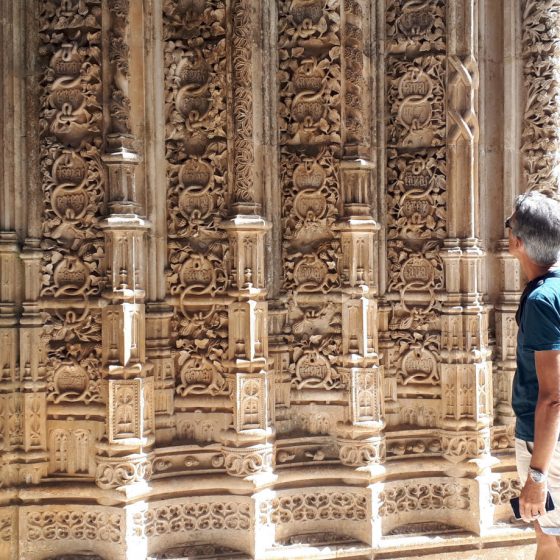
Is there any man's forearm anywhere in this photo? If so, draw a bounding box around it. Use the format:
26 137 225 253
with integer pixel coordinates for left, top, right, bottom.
531 397 560 474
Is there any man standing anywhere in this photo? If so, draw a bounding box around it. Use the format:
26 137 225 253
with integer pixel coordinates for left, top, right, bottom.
508 191 560 559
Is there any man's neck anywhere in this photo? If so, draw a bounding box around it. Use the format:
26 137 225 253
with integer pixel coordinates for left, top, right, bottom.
521 256 559 282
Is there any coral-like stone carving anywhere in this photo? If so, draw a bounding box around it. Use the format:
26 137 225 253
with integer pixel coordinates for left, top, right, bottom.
522 0 560 192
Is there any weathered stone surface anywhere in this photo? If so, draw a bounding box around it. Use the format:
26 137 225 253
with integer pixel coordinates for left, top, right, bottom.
0 0 546 558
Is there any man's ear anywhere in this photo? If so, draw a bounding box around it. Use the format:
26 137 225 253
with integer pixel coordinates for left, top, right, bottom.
512 233 523 251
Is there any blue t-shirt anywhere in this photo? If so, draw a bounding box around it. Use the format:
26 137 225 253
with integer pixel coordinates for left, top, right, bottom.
512 270 560 441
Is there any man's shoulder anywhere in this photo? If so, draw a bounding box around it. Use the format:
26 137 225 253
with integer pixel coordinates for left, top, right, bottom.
526 280 560 314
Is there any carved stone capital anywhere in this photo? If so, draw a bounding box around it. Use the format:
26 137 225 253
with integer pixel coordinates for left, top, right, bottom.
221 443 274 477
95 453 153 489
440 428 491 463
337 435 386 467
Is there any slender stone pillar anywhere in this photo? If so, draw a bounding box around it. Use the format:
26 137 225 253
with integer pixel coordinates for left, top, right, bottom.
335 0 385 470
439 1 492 468
493 0 523 442
0 53 22 554
95 0 154 492
7 0 49 489
221 0 275 479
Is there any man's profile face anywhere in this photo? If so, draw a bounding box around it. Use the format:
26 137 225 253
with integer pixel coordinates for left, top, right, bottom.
506 212 523 259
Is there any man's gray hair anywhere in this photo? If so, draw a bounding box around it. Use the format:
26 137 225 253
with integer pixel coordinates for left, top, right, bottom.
512 191 560 266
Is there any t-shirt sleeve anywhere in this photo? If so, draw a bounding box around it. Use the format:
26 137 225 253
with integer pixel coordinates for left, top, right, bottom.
523 296 560 351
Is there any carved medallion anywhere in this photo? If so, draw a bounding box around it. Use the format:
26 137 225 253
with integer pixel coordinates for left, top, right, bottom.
294 351 339 389
179 255 215 292
51 43 83 78
401 348 438 385
293 160 326 190
402 256 435 287
387 56 446 148
53 363 89 401
51 186 89 221
177 354 227 396
53 256 90 296
52 152 87 186
397 8 434 38
294 255 328 290
293 189 328 220
290 0 325 26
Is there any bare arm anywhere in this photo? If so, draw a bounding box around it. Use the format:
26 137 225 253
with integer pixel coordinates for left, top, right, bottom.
520 350 560 521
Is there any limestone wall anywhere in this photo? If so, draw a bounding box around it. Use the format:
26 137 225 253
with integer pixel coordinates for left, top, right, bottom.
0 1 547 558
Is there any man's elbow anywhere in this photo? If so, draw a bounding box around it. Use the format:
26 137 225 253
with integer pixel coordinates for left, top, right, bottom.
538 394 560 412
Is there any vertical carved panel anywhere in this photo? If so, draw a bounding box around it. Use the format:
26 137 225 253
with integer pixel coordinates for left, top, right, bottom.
231 0 256 207
38 0 105 485
163 1 230 458
276 0 345 465
383 0 447 453
107 0 132 137
342 0 369 155
522 0 560 192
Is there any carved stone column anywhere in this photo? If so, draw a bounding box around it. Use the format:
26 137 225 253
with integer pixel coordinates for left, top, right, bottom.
221 0 275 479
0 0 23 498
95 0 154 492
334 0 384 469
19 243 49 484
439 1 492 467
0 0 49 493
492 0 523 445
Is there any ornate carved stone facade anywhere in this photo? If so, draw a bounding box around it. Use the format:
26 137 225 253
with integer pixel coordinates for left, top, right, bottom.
0 0 544 558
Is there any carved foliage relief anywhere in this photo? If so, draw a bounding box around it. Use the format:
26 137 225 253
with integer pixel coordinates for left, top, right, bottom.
164 1 230 449
521 0 560 191
38 1 105 474
23 507 122 544
386 0 446 56
385 1 447 429
278 0 344 407
39 1 105 300
260 489 368 526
